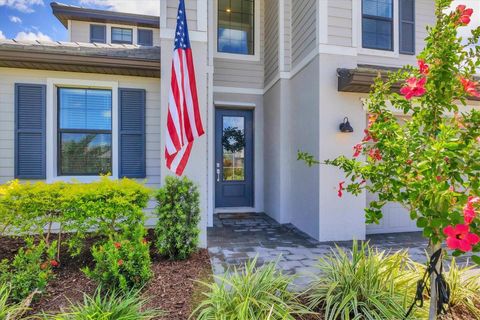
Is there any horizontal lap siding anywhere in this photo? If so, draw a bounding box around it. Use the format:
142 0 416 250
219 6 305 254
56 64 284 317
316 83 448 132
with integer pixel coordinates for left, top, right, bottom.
167 0 197 30
264 0 279 86
213 0 265 90
0 68 161 189
283 0 292 72
328 0 352 47
291 0 317 68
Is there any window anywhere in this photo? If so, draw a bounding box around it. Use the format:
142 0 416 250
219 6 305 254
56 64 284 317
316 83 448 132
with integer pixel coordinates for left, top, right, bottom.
90 24 106 43
217 0 255 55
111 27 133 44
362 0 394 51
58 88 112 176
138 29 153 46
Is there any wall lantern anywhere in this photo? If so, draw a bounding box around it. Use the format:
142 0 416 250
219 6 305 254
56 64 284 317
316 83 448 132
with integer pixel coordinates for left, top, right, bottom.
339 117 354 133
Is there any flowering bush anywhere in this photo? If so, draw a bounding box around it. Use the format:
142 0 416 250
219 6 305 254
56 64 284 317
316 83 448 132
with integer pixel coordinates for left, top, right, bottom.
83 226 152 291
300 1 479 317
0 238 57 302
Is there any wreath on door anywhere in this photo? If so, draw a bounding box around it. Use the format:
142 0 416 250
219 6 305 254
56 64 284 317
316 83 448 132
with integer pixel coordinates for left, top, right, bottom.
222 127 245 153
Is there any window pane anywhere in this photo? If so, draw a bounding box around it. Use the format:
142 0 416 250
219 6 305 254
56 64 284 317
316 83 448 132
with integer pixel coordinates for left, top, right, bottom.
59 88 112 130
218 0 254 55
362 0 393 18
112 27 132 44
362 18 393 50
222 116 245 181
60 133 112 175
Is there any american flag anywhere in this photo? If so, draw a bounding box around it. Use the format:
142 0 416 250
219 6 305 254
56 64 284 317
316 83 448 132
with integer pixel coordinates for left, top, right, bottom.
165 0 205 176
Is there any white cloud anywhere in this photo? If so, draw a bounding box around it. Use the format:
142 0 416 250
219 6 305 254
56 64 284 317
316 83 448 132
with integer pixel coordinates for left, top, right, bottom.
0 31 6 40
0 0 43 13
9 15 22 23
79 0 159 16
14 31 52 41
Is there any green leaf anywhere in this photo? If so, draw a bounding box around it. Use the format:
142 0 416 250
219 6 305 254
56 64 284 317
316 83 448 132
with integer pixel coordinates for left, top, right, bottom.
472 255 480 266
416 217 428 228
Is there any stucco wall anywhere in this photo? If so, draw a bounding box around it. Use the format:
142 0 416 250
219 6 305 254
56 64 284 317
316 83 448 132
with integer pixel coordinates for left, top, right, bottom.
318 53 367 241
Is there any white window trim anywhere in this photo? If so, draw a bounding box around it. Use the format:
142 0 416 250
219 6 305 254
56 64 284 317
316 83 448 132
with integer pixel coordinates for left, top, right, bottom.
213 0 261 61
46 78 119 183
356 0 400 58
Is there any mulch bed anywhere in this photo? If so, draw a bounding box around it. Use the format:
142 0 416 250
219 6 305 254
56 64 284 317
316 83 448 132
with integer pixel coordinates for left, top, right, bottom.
0 232 212 320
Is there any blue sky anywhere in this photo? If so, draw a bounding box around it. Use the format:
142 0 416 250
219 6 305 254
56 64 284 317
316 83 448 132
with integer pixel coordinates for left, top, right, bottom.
0 0 160 41
0 0 478 43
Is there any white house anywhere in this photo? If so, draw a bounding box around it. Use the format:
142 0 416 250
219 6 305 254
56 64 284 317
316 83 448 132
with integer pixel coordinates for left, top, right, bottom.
1 0 463 247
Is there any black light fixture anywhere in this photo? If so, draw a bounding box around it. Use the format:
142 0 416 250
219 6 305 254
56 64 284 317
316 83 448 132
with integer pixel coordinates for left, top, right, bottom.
339 117 354 133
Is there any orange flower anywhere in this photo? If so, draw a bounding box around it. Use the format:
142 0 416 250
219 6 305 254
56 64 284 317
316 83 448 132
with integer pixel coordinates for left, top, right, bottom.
400 77 427 100
40 262 49 270
114 242 122 249
418 59 429 75
460 77 480 98
455 5 474 26
118 259 124 266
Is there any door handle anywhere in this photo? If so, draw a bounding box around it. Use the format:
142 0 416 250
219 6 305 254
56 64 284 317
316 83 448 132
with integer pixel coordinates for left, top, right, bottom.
216 168 220 182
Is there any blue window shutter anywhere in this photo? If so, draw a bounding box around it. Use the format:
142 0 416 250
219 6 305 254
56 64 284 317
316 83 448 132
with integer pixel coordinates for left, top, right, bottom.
15 84 46 179
138 29 153 46
400 0 415 55
90 24 106 43
119 88 146 178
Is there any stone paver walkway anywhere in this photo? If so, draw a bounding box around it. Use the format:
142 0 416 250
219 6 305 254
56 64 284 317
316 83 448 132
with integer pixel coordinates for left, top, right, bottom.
207 212 474 289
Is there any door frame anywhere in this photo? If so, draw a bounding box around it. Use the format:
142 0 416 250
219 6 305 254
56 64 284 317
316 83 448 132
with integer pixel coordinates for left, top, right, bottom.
214 107 255 209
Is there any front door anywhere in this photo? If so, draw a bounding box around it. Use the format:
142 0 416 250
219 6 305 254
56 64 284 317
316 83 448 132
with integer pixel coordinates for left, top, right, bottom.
215 109 254 208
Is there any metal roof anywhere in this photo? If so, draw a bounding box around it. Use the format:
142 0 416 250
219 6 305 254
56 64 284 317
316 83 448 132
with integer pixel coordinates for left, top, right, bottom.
51 2 160 29
0 39 160 78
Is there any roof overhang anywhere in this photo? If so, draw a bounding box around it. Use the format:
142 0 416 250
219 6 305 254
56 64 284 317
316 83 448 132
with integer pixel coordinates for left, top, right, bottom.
51 2 160 29
0 41 160 78
337 65 480 101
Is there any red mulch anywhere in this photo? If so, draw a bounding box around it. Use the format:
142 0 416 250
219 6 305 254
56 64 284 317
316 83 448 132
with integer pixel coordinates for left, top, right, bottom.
0 233 212 320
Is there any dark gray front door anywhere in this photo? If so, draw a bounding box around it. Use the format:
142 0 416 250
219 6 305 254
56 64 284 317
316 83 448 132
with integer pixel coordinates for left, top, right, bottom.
215 109 254 208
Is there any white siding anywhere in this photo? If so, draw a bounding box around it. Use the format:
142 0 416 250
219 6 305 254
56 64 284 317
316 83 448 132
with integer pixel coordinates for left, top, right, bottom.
69 20 160 46
283 0 292 72
328 0 352 47
213 0 265 90
264 0 279 86
167 0 198 31
291 0 317 68
0 68 161 191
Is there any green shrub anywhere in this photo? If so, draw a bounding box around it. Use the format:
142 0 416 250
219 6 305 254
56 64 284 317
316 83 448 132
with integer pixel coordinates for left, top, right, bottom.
0 283 30 319
306 241 420 320
439 258 480 318
43 289 162 320
0 178 151 257
154 176 200 260
0 238 57 302
192 258 312 320
83 226 152 291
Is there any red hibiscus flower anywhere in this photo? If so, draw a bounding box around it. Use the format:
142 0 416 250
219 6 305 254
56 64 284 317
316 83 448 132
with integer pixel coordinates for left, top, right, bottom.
464 196 479 224
353 144 363 157
443 224 480 252
114 242 122 249
50 260 59 267
368 148 382 161
455 5 474 26
418 60 429 75
118 259 124 266
460 77 480 98
338 181 345 198
400 77 427 100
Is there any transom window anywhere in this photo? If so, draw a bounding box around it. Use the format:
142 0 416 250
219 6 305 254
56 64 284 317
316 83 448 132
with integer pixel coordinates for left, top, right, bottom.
362 0 394 51
111 27 133 44
58 88 112 176
217 0 255 55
